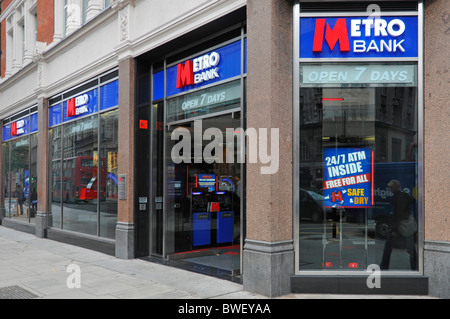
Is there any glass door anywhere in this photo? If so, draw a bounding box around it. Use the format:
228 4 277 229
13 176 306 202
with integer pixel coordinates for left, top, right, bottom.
150 100 164 256
165 113 242 278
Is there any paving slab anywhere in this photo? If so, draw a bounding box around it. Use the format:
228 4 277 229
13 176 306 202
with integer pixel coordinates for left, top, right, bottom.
0 226 438 300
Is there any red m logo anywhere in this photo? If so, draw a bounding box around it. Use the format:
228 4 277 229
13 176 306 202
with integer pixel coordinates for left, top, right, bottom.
66 98 76 117
209 202 220 212
313 19 350 53
176 60 194 89
331 191 344 203
11 122 17 136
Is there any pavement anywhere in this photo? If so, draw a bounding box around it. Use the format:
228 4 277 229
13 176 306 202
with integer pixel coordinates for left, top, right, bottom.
0 225 438 300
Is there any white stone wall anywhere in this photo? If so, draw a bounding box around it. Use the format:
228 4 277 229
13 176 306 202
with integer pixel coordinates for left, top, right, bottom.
0 0 246 117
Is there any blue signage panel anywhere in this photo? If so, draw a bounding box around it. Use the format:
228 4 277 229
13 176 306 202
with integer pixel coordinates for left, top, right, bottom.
2 125 11 142
166 40 242 97
30 113 38 133
63 88 98 122
49 103 63 127
300 16 418 59
323 148 373 208
153 71 164 101
2 115 35 142
50 81 117 128
100 80 119 111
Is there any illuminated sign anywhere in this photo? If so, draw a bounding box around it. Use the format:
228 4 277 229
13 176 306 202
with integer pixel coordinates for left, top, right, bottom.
300 16 418 59
165 40 242 97
11 119 26 136
323 148 374 208
301 63 417 86
166 80 241 122
67 94 90 117
3 114 37 142
49 80 117 128
197 174 217 192
62 88 98 122
139 120 148 130
177 52 221 89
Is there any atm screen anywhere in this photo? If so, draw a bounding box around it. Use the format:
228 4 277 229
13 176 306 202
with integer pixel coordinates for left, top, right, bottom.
192 193 207 212
213 191 232 210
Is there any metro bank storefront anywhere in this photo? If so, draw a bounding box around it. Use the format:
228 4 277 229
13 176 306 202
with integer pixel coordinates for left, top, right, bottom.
291 1 427 294
1 0 443 298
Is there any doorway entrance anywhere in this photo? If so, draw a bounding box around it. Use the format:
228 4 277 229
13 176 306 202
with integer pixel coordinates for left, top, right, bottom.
164 113 242 278
135 30 246 280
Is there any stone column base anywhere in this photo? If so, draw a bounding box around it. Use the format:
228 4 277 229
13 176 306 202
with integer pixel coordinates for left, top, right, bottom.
243 239 294 297
35 211 51 238
424 240 450 298
115 222 135 259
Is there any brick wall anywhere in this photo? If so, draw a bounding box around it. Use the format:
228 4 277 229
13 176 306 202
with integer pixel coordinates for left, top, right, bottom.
1 0 14 12
0 0 54 78
37 0 54 44
1 20 5 78
0 0 14 78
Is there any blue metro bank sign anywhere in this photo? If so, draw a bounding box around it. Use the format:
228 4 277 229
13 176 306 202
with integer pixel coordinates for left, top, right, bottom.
300 16 418 59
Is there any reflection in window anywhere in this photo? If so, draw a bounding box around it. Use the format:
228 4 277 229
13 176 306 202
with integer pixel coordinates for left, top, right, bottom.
49 111 118 239
99 110 118 239
3 134 38 223
2 143 10 215
61 116 99 236
50 126 62 228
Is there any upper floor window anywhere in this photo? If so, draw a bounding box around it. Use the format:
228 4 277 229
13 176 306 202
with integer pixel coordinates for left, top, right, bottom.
2 0 38 77
64 0 111 37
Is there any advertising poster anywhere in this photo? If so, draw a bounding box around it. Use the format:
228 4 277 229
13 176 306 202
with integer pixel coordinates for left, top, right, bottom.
197 174 217 192
4 198 18 216
323 148 373 208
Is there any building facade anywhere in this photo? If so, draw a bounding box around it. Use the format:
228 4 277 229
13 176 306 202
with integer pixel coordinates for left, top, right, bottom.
0 0 448 298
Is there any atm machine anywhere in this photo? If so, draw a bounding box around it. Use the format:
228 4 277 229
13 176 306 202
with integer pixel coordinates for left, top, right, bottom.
210 191 234 244
191 191 211 247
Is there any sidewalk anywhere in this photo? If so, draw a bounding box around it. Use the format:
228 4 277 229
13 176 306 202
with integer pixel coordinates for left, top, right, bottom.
0 226 436 299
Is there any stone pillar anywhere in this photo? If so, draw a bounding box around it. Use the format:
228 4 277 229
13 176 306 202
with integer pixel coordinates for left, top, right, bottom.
423 0 450 299
86 0 103 21
36 97 49 238
53 0 65 43
243 0 294 297
65 0 82 36
115 57 135 259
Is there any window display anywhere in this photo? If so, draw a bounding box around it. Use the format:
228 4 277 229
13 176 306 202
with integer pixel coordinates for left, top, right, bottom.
48 74 118 239
299 84 418 271
2 110 38 223
296 8 421 273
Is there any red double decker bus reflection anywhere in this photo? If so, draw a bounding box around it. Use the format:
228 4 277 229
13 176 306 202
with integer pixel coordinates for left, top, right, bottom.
52 156 106 203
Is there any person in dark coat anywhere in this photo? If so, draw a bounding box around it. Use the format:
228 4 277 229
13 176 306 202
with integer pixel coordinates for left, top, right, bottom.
16 183 24 215
380 180 417 270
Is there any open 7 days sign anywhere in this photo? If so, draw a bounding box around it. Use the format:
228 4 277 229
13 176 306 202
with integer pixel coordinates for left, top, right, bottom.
300 16 418 59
